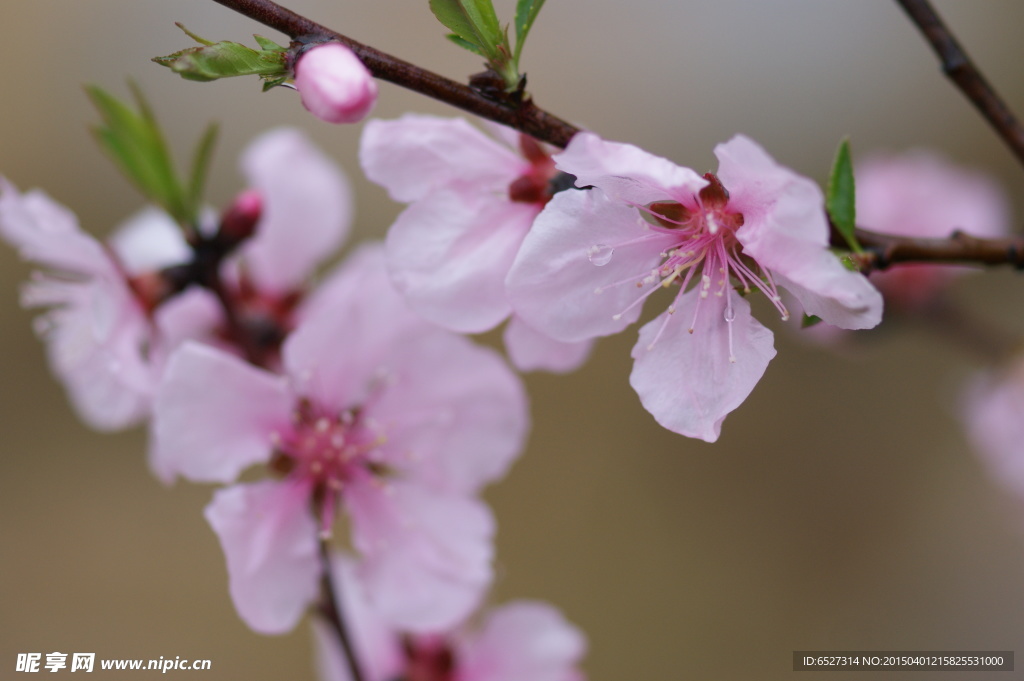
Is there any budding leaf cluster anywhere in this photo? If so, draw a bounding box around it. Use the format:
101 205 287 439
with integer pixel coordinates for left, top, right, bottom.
152 23 288 88
430 0 546 92
87 84 217 226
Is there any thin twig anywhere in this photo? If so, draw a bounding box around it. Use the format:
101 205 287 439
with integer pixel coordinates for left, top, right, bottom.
317 539 366 681
832 226 1024 274
210 0 579 147
894 0 1024 169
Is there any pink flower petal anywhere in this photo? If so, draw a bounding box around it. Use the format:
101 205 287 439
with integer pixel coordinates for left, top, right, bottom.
0 178 113 276
962 370 1024 496
507 188 673 342
205 480 320 635
285 244 424 414
720 135 883 330
347 481 494 633
108 207 192 274
458 601 587 681
629 292 776 442
369 328 529 495
503 315 593 374
238 128 352 293
386 187 537 333
153 342 291 483
360 115 523 203
22 274 151 430
554 132 706 205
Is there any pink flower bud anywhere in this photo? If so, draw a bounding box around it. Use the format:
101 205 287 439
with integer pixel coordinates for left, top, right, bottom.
294 43 377 124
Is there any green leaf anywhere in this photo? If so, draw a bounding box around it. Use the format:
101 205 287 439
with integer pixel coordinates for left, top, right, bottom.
253 34 286 52
260 75 288 92
514 0 546 61
801 314 823 329
826 137 862 253
429 0 505 60
187 122 219 218
174 22 215 47
86 84 190 223
446 33 486 56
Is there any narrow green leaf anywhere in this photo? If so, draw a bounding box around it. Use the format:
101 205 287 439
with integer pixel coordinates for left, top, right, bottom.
187 122 219 217
260 75 288 92
446 33 486 56
175 22 215 47
429 0 503 60
514 0 546 60
826 137 861 253
86 85 190 224
252 34 286 52
801 314 823 329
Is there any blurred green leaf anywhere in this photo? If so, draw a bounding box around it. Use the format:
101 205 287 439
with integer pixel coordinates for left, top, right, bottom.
87 84 191 223
801 314 823 328
187 122 219 216
826 137 862 253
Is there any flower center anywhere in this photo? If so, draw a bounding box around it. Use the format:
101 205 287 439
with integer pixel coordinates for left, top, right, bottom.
508 134 559 206
269 399 387 537
400 635 455 681
590 172 790 360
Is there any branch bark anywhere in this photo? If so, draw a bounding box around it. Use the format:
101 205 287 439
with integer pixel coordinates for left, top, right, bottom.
211 0 579 147
894 0 1024 169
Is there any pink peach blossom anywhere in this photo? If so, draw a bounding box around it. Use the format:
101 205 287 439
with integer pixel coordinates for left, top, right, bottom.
153 245 528 634
856 150 1010 309
962 362 1024 497
360 114 591 373
0 180 203 429
507 133 882 441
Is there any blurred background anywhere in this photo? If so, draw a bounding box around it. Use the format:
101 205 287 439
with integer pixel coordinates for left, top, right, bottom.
3 1 1024 679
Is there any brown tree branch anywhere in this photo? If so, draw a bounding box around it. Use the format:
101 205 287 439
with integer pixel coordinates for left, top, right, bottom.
210 0 579 147
831 224 1024 274
317 539 366 681
894 0 1024 169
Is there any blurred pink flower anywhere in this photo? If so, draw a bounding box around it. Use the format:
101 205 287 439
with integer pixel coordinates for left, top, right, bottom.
0 179 210 429
507 133 882 441
0 128 351 433
962 362 1024 497
856 150 1010 309
153 246 529 635
360 114 591 374
315 556 586 681
295 43 378 124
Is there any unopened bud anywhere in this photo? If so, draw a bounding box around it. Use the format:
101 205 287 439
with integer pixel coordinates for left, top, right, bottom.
218 189 262 246
294 43 377 124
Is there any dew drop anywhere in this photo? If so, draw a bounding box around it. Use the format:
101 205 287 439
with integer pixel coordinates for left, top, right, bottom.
724 307 736 323
587 243 614 266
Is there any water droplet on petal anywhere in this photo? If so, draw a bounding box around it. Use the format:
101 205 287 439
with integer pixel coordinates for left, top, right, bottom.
587 243 614 266
724 307 736 323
